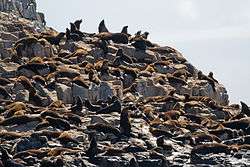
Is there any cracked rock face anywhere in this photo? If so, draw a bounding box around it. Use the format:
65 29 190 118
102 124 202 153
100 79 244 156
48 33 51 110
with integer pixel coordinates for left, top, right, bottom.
1 0 249 167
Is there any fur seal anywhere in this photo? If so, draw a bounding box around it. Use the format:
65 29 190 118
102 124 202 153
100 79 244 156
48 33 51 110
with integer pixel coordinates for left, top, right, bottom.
120 108 132 136
96 32 129 44
131 38 147 50
70 96 83 114
74 19 82 30
116 48 134 64
72 76 89 89
191 143 235 155
88 70 100 85
222 117 250 130
85 134 98 159
98 20 109 33
208 72 218 83
0 86 12 100
66 28 82 41
84 98 102 112
45 116 71 131
70 22 84 37
156 136 174 150
141 31 149 39
96 99 122 114
121 25 128 34
150 127 173 138
0 115 41 126
129 158 139 167
87 123 121 137
41 32 65 45
17 63 55 76
57 132 79 145
32 75 46 86
0 146 25 167
0 77 11 86
240 101 250 117
198 71 216 92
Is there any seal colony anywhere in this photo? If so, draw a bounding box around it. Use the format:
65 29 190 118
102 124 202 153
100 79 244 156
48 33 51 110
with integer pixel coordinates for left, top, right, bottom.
0 2 250 167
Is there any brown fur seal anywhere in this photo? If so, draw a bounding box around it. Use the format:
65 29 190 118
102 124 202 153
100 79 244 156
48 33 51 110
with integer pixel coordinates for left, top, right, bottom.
83 98 102 111
191 143 236 155
0 77 11 86
88 70 100 85
45 116 71 130
156 136 174 150
222 117 250 132
98 19 109 33
198 71 216 92
120 109 132 136
40 32 65 45
96 99 122 114
17 63 55 76
72 76 89 89
16 76 35 92
0 86 12 100
0 115 41 126
115 48 134 64
70 22 85 37
70 96 83 113
32 75 46 86
57 132 79 145
129 158 139 167
0 146 25 167
240 101 250 117
121 26 131 36
208 72 218 83
141 31 149 39
96 32 129 44
85 134 98 159
87 123 121 137
66 28 82 41
74 19 83 30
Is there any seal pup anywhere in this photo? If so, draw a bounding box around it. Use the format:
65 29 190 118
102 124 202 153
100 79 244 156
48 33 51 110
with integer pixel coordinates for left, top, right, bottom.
98 19 109 33
240 101 250 117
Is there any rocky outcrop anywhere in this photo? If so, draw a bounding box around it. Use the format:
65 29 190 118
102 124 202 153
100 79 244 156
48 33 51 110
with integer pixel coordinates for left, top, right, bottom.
0 0 44 23
0 1 249 167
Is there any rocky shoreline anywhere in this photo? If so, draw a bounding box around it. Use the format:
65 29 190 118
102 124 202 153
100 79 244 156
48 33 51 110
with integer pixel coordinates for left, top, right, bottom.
0 0 250 166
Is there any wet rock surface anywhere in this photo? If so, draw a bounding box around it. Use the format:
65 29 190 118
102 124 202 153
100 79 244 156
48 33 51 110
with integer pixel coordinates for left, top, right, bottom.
0 0 250 166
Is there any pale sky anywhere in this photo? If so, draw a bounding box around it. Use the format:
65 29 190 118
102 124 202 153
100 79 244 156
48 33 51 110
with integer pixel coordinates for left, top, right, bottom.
37 0 250 104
